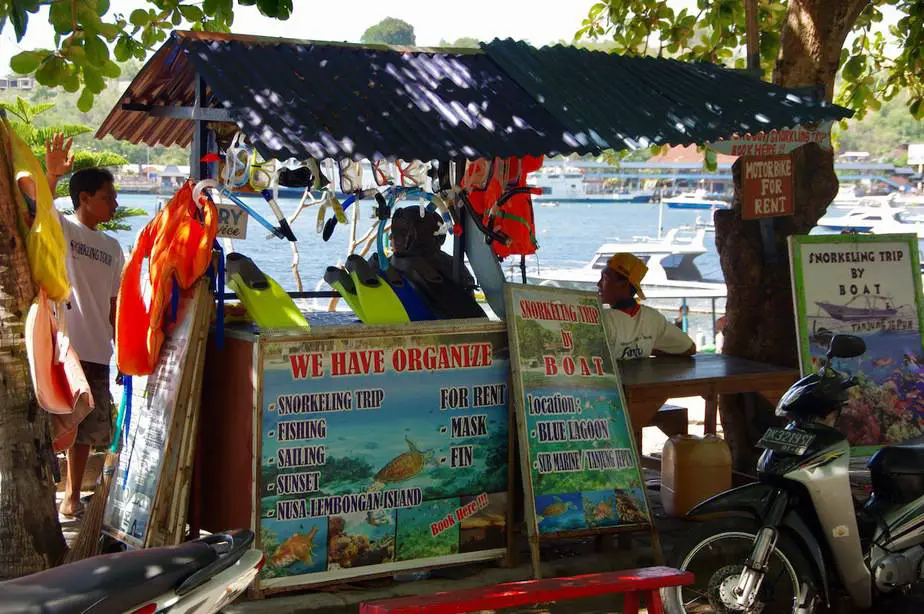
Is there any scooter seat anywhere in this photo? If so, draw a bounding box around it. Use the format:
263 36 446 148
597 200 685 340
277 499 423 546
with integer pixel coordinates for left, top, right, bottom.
868 444 924 475
0 541 216 614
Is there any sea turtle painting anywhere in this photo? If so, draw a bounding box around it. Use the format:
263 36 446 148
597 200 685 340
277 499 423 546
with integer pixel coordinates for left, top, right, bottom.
373 436 435 484
537 496 576 523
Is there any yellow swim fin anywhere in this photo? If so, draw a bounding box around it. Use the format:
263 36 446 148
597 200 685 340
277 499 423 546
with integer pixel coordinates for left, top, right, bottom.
324 266 365 321
344 255 409 325
226 253 309 330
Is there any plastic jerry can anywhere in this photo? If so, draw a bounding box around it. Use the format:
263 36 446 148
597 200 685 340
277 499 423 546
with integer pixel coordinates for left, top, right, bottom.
661 434 732 517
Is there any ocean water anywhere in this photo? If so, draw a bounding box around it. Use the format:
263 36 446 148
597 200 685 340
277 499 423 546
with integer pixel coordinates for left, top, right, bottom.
108 193 724 295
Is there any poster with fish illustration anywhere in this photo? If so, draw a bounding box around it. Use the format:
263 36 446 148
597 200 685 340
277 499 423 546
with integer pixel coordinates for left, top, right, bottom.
504 284 652 551
790 234 924 455
255 322 511 591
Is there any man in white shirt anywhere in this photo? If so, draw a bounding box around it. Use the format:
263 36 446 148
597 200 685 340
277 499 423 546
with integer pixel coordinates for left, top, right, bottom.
56 165 124 517
598 253 696 360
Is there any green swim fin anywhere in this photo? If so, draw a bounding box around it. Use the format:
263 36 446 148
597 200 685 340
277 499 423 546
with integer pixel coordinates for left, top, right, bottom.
226 253 310 330
324 266 365 321
345 254 409 325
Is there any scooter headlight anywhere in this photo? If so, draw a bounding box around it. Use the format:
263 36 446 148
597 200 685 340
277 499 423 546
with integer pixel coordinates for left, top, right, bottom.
775 384 805 417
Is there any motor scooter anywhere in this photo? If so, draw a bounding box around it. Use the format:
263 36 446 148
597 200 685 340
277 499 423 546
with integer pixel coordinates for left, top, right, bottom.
662 334 924 613
0 529 262 613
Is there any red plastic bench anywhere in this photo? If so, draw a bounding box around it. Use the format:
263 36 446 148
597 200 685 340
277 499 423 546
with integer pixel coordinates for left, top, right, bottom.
360 566 694 614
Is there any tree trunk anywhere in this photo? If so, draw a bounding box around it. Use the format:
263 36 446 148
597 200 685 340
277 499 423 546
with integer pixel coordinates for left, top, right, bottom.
716 0 870 471
0 123 67 577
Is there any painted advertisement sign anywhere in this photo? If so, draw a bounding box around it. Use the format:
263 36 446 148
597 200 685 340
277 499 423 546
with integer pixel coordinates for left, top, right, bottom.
103 289 198 547
709 121 832 156
741 154 794 220
789 234 924 453
257 325 510 590
504 285 650 539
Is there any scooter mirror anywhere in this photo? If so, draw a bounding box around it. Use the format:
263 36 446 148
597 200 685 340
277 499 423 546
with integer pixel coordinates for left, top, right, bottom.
827 334 866 359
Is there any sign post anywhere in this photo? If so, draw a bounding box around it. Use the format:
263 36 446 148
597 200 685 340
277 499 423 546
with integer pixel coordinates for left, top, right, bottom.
503 284 658 578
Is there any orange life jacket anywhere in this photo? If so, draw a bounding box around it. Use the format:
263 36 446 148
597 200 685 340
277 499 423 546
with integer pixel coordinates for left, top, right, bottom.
116 181 217 376
464 155 543 258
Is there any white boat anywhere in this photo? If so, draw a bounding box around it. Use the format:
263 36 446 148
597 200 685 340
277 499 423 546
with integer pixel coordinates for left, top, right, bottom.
816 197 921 234
518 227 726 298
528 166 652 203
662 188 730 210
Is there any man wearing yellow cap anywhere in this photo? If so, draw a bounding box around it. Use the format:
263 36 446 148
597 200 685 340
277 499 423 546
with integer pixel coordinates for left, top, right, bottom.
598 253 696 360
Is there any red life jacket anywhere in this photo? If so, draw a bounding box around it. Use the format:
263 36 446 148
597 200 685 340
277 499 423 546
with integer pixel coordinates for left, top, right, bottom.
464 155 543 258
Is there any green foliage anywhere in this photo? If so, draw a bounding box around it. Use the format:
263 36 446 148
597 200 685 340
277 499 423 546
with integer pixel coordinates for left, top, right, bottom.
438 36 480 48
360 17 416 46
0 96 143 231
578 1 923 122
835 2 924 121
837 92 924 161
2 77 188 165
514 318 557 363
2 0 292 109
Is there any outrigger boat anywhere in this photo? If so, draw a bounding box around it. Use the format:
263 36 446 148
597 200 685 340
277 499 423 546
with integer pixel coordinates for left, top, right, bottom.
815 295 898 322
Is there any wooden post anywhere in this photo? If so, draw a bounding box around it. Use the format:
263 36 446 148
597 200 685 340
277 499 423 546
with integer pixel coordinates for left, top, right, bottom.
745 0 760 77
189 74 209 181
744 0 777 263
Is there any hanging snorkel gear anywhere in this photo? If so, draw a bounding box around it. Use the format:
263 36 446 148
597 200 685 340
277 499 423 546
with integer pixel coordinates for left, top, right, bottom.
320 159 366 242
193 179 296 242
221 132 250 188
312 159 347 238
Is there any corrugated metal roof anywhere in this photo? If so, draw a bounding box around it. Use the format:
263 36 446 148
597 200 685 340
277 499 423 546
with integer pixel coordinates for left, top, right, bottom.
98 31 595 160
98 32 853 161
482 39 853 151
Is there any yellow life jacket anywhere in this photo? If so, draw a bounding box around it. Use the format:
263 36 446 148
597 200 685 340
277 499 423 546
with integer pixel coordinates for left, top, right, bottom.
8 126 71 302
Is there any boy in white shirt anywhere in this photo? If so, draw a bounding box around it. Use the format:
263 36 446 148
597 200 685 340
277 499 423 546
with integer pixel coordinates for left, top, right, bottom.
56 165 124 517
598 253 696 360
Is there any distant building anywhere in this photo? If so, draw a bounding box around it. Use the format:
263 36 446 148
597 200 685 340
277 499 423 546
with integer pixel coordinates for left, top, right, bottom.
838 151 870 162
158 165 189 190
0 75 35 91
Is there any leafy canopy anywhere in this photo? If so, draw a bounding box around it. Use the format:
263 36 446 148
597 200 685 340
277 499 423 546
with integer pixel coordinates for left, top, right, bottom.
3 0 293 112
360 17 416 46
577 1 924 121
0 96 143 230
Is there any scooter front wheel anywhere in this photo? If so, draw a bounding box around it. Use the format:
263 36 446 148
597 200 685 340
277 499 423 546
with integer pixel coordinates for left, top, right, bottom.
662 518 817 613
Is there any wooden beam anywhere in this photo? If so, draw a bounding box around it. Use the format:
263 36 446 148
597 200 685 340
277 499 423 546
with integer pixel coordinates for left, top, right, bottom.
121 103 235 122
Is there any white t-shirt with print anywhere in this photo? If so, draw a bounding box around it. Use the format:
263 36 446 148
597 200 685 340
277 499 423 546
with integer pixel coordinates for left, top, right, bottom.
602 304 694 360
59 213 125 365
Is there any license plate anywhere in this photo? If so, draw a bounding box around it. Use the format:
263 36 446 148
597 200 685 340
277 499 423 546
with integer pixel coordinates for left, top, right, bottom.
758 427 815 455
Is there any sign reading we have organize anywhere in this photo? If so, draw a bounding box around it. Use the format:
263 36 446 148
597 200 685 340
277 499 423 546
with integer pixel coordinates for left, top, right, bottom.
256 324 510 591
504 285 651 542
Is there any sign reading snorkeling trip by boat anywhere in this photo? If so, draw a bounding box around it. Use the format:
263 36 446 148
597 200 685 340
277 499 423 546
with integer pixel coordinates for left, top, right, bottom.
789 234 924 454
255 323 510 591
504 285 653 573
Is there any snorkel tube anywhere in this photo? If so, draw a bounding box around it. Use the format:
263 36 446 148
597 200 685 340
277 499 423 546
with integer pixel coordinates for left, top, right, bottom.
193 179 296 241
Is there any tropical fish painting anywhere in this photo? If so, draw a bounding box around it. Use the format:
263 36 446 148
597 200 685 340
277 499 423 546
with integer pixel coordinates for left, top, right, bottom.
259 517 328 578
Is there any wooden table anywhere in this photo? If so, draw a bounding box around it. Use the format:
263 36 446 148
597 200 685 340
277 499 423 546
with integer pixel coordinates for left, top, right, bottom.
618 354 799 454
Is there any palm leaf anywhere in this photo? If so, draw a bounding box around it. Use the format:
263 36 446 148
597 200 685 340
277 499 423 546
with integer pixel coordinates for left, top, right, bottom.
32 124 93 146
